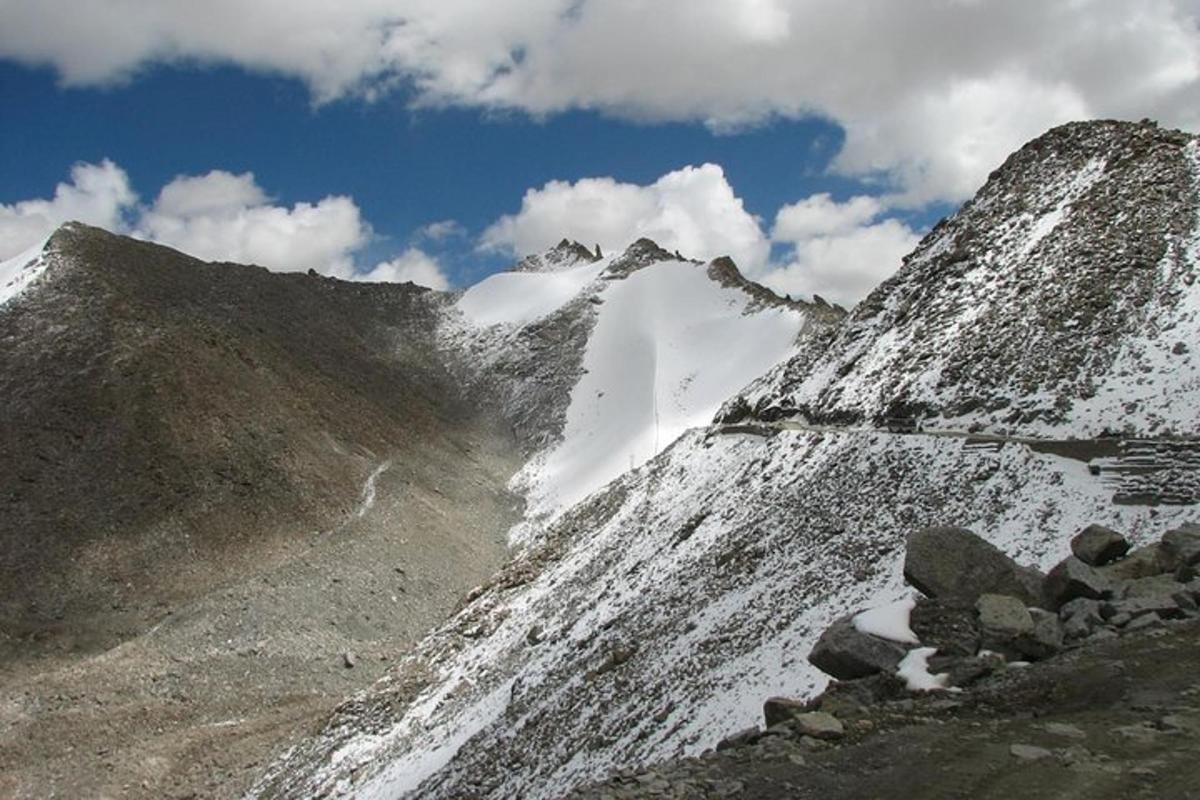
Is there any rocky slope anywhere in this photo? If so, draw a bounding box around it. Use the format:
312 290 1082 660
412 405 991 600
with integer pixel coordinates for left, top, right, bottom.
730 120 1200 438
250 121 1200 800
0 224 523 799
574 524 1200 799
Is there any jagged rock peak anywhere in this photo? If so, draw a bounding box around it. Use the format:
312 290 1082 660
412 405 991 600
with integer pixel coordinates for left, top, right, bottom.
706 255 847 316
513 239 602 273
602 237 695 279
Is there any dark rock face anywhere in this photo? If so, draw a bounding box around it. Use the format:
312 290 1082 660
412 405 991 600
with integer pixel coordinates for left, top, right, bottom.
909 597 980 657
808 615 909 680
1070 524 1130 566
1043 556 1114 609
762 696 809 728
904 527 1043 606
1161 523 1200 569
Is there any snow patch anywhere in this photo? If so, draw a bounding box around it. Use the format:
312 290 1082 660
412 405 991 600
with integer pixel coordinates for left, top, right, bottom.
0 234 52 308
853 595 919 644
518 259 805 517
457 257 610 327
896 647 954 692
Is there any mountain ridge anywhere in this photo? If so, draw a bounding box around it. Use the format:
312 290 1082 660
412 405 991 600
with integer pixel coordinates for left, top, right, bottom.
248 119 1200 800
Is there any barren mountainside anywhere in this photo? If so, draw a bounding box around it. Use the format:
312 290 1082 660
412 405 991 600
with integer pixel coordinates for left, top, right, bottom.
249 120 1200 799
732 120 1200 438
2 120 1199 800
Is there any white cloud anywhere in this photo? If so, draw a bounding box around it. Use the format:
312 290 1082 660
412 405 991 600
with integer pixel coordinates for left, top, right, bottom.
0 162 442 283
481 164 770 273
772 194 883 240
135 170 370 274
355 248 450 289
766 194 922 307
3 2 1199 204
418 219 466 241
0 160 137 259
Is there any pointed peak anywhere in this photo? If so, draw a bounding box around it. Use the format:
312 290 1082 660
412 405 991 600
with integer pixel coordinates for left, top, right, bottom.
703 255 846 316
513 239 601 273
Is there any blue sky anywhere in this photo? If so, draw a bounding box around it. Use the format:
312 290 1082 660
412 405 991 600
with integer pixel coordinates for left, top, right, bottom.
2 60 911 287
1 2 1197 304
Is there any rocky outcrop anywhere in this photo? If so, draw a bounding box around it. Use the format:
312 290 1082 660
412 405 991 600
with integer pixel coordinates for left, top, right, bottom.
1070 524 1130 566
808 615 908 680
903 526 1044 606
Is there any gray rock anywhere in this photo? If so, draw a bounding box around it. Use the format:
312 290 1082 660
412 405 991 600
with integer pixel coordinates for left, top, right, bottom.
1042 722 1086 739
1172 591 1199 613
1010 743 1054 761
1161 523 1200 569
808 614 909 680
977 593 1034 656
1123 612 1163 632
1109 595 1186 620
1097 544 1167 582
762 696 808 728
1121 574 1183 600
1044 556 1113 609
1071 524 1130 566
909 597 980 656
904 527 1044 605
715 727 760 751
1061 600 1108 640
342 651 357 669
931 653 1003 688
1019 608 1064 660
791 712 845 740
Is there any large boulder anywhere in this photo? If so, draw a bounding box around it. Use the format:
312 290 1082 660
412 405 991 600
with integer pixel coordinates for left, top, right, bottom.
763 696 808 728
909 597 980 656
1020 608 1064 660
808 614 909 680
974 594 1061 661
1059 597 1105 641
904 527 1043 606
1070 525 1130 566
1097 544 1168 582
1161 524 1200 570
1043 556 1113 609
976 593 1034 653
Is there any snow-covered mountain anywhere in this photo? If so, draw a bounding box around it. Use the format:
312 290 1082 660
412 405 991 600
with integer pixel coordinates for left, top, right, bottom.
442 237 840 533
249 120 1200 800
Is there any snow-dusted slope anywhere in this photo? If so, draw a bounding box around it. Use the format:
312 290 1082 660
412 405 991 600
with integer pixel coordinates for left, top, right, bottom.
734 121 1200 438
251 121 1200 800
251 427 1195 800
444 237 833 525
0 233 53 308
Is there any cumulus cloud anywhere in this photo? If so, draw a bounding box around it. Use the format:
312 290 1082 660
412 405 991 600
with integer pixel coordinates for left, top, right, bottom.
480 166 920 305
0 160 137 259
135 170 370 274
0 162 448 285
354 248 450 289
765 194 922 307
481 164 770 273
3 1 1199 204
